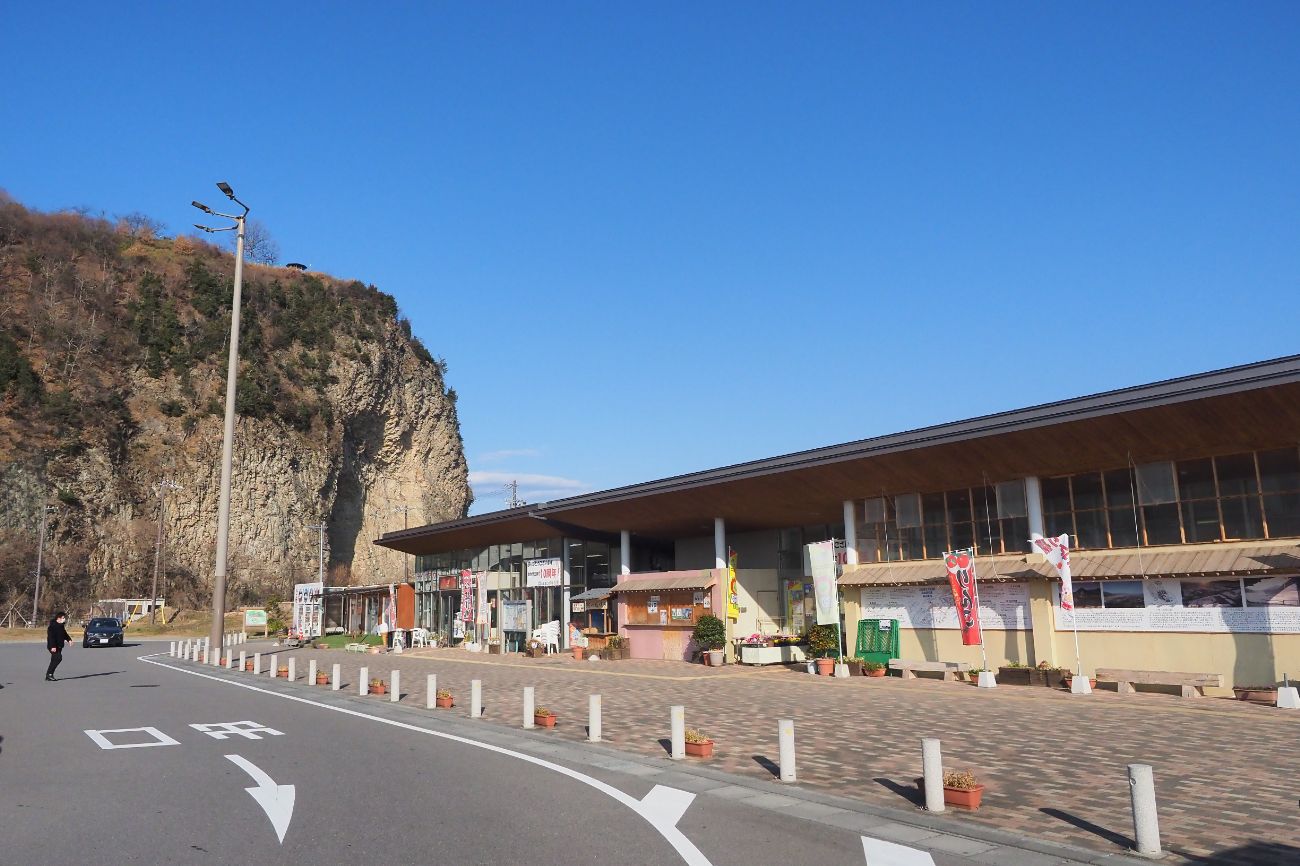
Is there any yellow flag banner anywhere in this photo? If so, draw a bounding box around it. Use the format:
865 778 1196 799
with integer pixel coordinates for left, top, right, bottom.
727 548 740 621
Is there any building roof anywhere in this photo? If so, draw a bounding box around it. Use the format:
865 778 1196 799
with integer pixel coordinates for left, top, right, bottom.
570 587 614 602
610 571 719 593
377 354 1300 552
837 540 1300 587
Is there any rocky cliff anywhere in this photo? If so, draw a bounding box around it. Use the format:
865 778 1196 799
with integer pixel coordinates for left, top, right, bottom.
0 196 470 614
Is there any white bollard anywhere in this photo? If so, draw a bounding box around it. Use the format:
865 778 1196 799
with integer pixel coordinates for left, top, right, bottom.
269 658 276 678
1128 763 1162 857
778 719 796 782
471 679 482 718
588 695 601 742
332 663 341 691
288 658 296 682
169 641 176 657
977 670 997 689
253 653 262 676
308 659 317 685
1071 671 1093 694
238 650 246 672
426 674 437 709
922 737 945 813
1277 686 1300 709
211 647 221 666
391 669 400 703
670 705 685 760
523 687 535 728
226 652 234 670
360 666 369 696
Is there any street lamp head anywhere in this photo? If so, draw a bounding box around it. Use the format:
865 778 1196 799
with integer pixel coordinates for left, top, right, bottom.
191 200 213 214
216 181 235 198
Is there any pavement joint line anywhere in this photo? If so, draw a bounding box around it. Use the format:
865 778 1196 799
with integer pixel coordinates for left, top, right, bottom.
151 651 1127 865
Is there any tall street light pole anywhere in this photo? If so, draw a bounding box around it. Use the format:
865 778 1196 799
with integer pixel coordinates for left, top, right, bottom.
193 182 249 651
31 504 56 624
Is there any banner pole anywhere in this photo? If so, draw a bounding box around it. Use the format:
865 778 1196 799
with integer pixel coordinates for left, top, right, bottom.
970 546 989 671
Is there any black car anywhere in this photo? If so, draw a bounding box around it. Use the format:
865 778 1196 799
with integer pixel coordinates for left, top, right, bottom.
83 617 125 648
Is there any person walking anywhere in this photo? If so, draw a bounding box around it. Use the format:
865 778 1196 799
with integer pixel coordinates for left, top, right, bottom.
46 611 72 681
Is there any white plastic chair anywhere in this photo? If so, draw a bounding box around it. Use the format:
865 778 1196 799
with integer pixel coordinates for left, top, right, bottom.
530 620 560 654
411 628 429 648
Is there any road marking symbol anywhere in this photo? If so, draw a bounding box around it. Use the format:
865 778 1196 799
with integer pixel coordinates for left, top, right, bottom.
191 721 285 740
226 754 296 844
84 727 180 750
862 836 937 866
641 785 695 827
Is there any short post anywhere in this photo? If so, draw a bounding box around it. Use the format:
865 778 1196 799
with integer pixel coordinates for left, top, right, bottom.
269 659 276 678
1128 763 1162 857
1277 686 1300 709
471 679 482 718
238 650 246 671
359 665 369 696
226 652 234 669
922 737 945 813
211 646 221 666
426 674 437 709
308 659 317 685
288 658 297 682
331 662 341 691
523 687 535 728
778 719 796 782
588 694 601 742
253 653 262 676
169 641 176 657
391 669 400 703
670 705 685 760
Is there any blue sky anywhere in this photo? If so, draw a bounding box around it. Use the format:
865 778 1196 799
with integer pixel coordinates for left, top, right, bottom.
4 3 1298 515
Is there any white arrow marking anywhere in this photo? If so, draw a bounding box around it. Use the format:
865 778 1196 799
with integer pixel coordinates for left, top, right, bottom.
226 754 296 844
640 785 695 827
862 835 937 866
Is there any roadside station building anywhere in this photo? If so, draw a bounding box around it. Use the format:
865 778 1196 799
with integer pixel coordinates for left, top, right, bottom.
376 355 1300 691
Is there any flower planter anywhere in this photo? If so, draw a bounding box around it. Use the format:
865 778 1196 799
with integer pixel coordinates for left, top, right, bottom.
534 714 557 728
815 658 835 676
435 696 454 709
315 674 329 686
1233 687 1279 703
707 649 724 666
602 647 628 661
244 661 254 672
997 667 1044 687
866 667 887 678
371 684 387 696
684 739 714 758
573 647 584 661
918 778 985 809
488 644 502 655
277 667 289 678
527 648 547 659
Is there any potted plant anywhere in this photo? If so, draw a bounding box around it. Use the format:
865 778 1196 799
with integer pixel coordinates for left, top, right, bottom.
435 688 454 708
244 659 255 672
369 678 388 696
277 665 289 678
808 624 839 675
693 614 727 666
1233 685 1279 703
864 661 887 678
315 642 329 650
683 728 714 758
941 769 984 809
573 645 585 661
315 670 329 686
604 634 628 661
488 638 502 655
533 706 557 728
526 639 546 659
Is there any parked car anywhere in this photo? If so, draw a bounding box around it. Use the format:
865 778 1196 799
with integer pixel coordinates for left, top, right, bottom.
83 617 125 648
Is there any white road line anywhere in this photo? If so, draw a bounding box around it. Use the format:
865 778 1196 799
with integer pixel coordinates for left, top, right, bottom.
140 653 713 866
862 835 938 866
226 754 296 844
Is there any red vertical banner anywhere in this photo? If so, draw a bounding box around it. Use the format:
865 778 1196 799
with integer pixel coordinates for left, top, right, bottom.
459 569 475 623
943 549 983 646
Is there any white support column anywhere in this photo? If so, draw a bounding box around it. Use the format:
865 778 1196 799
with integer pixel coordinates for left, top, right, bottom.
1025 476 1045 538
778 719 796 782
359 665 369 696
713 518 726 569
426 674 437 709
620 531 631 575
588 694 601 742
471 679 482 718
308 659 317 684
922 738 945 812
670 705 685 760
390 669 400 702
238 650 246 671
211 646 221 666
253 653 262 676
331 662 341 691
523 686 535 728
225 652 234 670
842 500 859 565
287 658 296 682
169 641 176 657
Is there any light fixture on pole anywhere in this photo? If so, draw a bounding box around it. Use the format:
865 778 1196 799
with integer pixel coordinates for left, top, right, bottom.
192 181 249 653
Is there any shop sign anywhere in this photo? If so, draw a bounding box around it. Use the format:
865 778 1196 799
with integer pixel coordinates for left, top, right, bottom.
526 557 563 588
571 601 586 613
438 575 459 591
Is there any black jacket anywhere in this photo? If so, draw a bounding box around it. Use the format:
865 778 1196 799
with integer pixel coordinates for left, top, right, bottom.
47 619 71 651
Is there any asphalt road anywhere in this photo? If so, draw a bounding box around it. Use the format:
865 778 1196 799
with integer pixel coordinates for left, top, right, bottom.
0 642 1081 866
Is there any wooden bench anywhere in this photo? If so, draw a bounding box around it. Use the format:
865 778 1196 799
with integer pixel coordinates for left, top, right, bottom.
344 642 368 653
1095 668 1224 698
889 659 971 681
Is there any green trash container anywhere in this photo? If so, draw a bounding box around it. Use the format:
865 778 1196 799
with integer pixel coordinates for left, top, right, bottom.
854 618 900 668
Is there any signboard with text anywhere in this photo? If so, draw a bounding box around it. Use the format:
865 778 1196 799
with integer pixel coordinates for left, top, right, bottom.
526 557 563 588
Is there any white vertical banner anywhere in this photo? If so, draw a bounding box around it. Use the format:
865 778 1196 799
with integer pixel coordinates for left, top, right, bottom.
807 540 840 626
1031 533 1074 610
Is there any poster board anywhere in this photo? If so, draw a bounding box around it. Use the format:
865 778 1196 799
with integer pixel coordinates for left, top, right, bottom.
858 584 1032 630
1053 577 1300 633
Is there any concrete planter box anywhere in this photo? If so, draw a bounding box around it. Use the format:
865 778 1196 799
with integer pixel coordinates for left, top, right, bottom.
740 644 808 665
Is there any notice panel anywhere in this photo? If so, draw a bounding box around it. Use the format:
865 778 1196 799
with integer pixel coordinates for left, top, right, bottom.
1053 579 1300 633
858 583 1032 630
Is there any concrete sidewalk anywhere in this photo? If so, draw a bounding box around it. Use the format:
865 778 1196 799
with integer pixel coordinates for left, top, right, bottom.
211 643 1300 864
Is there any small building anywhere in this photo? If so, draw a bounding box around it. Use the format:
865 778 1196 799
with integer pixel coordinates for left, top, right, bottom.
376 355 1300 690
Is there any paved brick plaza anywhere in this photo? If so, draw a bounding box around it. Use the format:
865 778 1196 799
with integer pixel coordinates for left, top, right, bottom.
240 644 1298 864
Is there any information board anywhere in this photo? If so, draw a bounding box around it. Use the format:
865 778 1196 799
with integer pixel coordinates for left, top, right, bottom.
858 583 1032 630
1053 578 1300 633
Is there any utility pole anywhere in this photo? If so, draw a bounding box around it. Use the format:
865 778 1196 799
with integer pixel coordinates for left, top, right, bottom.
31 505 56 625
392 505 411 581
306 522 327 584
504 480 526 509
150 479 181 623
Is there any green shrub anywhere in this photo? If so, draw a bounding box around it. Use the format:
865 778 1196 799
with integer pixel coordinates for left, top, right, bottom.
807 624 840 658
692 614 726 650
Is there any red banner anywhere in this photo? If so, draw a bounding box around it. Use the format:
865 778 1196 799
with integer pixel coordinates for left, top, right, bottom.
943 549 983 646
459 569 475 623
